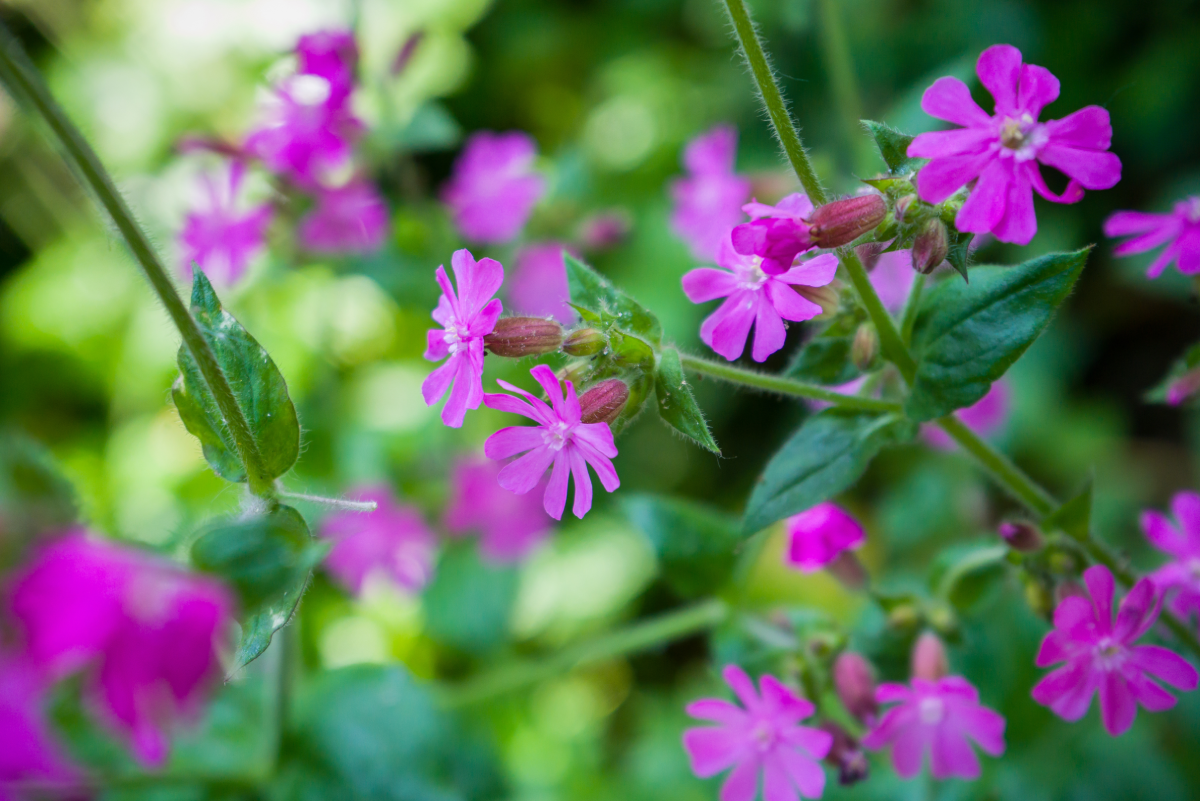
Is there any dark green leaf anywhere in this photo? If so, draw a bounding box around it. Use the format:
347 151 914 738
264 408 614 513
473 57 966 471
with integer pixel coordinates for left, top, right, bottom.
862 120 923 176
621 493 742 598
932 543 1009 612
654 348 719 454
905 248 1090 422
743 410 917 534
173 272 300 484
422 541 518 653
785 314 868 385
1042 479 1093 542
945 229 975 281
1145 342 1200 405
564 252 662 345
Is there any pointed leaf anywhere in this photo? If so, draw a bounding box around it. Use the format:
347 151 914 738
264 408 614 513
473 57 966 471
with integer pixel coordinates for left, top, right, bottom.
655 348 719 453
863 120 924 176
564 252 662 344
945 229 974 281
621 494 742 598
1145 342 1200 406
1042 479 1093 542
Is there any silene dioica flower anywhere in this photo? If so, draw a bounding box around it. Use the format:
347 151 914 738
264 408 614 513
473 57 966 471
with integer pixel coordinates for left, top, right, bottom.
784 502 866 573
0 654 77 788
178 160 273 285
298 177 389 255
507 243 575 324
320 487 437 595
669 125 752 261
443 455 555 563
1142 491 1200 632
442 131 546 244
1105 196 1200 278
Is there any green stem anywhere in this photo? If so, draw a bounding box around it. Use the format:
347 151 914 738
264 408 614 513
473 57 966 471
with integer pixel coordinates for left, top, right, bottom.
0 23 274 497
899 273 926 344
815 0 872 175
721 0 827 205
436 600 728 708
838 248 919 382
935 415 1056 517
678 351 902 412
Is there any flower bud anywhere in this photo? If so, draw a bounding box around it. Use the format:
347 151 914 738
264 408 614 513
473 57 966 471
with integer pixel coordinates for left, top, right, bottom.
820 722 869 786
886 603 919 630
807 195 887 249
578 210 631 251
562 327 607 357
851 323 878 371
894 193 916 222
1023 575 1054 619
579 379 629 425
391 31 424 75
999 521 1044 552
795 283 840 317
1167 367 1200 406
557 361 592 389
911 632 948 681
911 219 949 274
826 551 868 590
484 317 564 357
833 652 877 725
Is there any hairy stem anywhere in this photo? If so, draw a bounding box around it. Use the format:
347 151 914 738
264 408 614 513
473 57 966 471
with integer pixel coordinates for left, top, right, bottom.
899 273 926 344
277 490 378 512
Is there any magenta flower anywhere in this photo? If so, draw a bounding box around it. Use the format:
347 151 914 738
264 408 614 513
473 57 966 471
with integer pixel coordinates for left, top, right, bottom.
0 655 77 790
1104 196 1200 278
862 675 1005 779
669 125 752 261
868 247 917 314
683 664 833 801
1031 564 1199 736
422 249 504 428
298 178 389 255
443 455 555 563
784 502 866 573
178 161 272 285
295 29 358 104
9 532 234 766
731 194 817 275
922 380 1010 450
441 131 546 244
482 365 619 520
507 243 575 324
683 231 838 363
1142 491 1200 630
907 44 1121 245
319 486 436 595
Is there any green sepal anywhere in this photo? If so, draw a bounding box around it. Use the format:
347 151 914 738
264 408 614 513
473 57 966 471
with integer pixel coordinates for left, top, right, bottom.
1042 478 1093 542
862 120 924 176
564 252 662 345
655 348 719 454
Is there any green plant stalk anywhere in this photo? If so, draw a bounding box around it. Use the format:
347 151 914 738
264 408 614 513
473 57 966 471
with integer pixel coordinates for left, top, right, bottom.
838 248 919 382
899 273 926 344
0 24 275 497
815 0 873 175
935 416 1057 516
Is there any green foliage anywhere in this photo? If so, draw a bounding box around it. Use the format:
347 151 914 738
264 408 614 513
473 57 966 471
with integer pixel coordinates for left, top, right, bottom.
905 249 1091 421
932 543 1009 612
654 348 719 453
422 541 518 653
564 253 661 345
172 272 300 484
862 120 922 176
0 433 77 565
1043 479 1094 541
785 311 870 385
621 493 742 598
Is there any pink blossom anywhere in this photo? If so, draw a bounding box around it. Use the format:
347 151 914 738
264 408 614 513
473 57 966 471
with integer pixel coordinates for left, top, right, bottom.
669 125 752 261
178 161 272 285
9 532 234 766
730 194 817 276
507 243 575 324
482 365 619 520
443 456 555 563
682 231 838 363
1104 196 1200 279
0 655 77 790
295 29 358 104
441 131 546 244
922 380 1010 450
682 664 833 801
908 44 1121 245
1142 491 1200 635
1031 564 1199 736
784 502 866 573
422 249 504 428
862 675 1005 780
869 248 917 314
319 486 436 595
298 178 389 254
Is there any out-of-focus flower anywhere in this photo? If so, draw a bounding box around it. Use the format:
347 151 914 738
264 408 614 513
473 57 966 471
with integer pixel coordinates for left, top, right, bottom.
441 131 545 244
295 29 358 103
422 249 504 428
1142 491 1200 632
669 125 752 261
682 664 833 801
731 193 817 275
999 521 1044 552
682 232 838 362
1031 564 1199 736
320 487 436 595
1104 196 1200 279
444 456 555 563
10 532 233 766
866 247 917 314
834 652 878 726
578 210 632 251
922 380 1010 450
482 365 619 520
178 161 272 285
0 655 77 790
507 243 574 324
298 178 389 255
784 502 866 572
821 722 870 786
908 44 1121 245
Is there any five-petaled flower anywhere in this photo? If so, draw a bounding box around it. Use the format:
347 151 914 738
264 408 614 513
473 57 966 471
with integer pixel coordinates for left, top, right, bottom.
669 125 752 262
320 486 436 595
441 131 546 244
908 44 1121 245
784 502 866 573
1142 491 1200 636
1031 564 1199 736
1104 196 1200 279
178 161 272 285
443 455 555 563
422 249 504 428
730 194 818 276
483 365 619 520
683 664 833 801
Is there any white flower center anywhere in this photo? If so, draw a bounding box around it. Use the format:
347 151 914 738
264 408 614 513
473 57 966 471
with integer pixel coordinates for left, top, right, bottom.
751 720 778 752
442 322 471 355
918 696 945 725
997 114 1047 162
542 419 572 451
290 74 332 106
736 257 769 291
1093 637 1128 671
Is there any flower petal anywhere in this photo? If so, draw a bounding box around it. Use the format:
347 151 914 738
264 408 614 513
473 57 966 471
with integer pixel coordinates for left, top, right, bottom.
683 726 747 777
424 328 449 362
421 358 457 407
915 151 994 205
991 164 1037 245
542 452 571 520
574 422 619 459
1113 578 1161 643
955 704 1006 756
1084 564 1116 632
1129 645 1199 691
683 268 740 303
720 757 760 801
723 665 761 712
1038 145 1122 191
908 126 995 159
1099 671 1137 736
750 296 787 362
686 698 748 726
976 44 1023 115
1017 63 1060 118
776 253 839 288
1172 491 1200 548
918 76 992 129
1104 210 1175 238
776 748 826 799
762 754 798 801
567 447 594 519
497 446 557 495
930 724 980 780
1044 105 1113 151
955 158 1010 235
703 293 757 362
484 426 546 460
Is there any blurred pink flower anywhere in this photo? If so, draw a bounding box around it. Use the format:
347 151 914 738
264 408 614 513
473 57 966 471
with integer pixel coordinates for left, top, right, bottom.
179 161 272 285
731 193 817 276
922 380 1010 450
682 664 833 801
682 232 838 363
320 487 436 595
441 131 545 244
0 655 77 790
1031 564 1198 736
295 29 358 104
784 502 866 573
1104 196 1200 278
669 125 752 261
869 248 917 314
862 675 1005 779
298 178 389 254
507 243 575 324
1142 491 1200 632
444 456 554 563
483 365 619 520
9 532 234 766
908 44 1121 245
422 249 504 428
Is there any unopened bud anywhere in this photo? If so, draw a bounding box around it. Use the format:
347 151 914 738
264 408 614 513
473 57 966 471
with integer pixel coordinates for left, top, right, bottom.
894 193 916 222
826 551 868 590
807 195 887 249
820 722 870 786
795 283 840 317
911 219 949 274
855 242 884 271
563 327 607 357
1167 367 1200 406
579 379 629 425
999 521 1044 552
911 632 948 681
578 210 631 251
484 317 563 357
557 361 592 389
833 652 877 725
850 323 878 371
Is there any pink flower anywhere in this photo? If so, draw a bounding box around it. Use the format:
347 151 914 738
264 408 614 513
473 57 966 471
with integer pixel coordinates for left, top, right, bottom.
482 365 619 521
1104 196 1200 279
319 486 436 595
784 502 865 572
862 675 1005 779
682 664 833 801
298 178 389 254
669 125 752 261
441 131 546 244
1142 492 1200 631
422 249 504 428
0 655 77 790
730 194 817 276
178 161 272 285
9 532 234 766
295 29 358 104
922 380 1010 450
507 243 575 324
908 44 1121 245
1031 564 1199 736
682 232 838 363
443 456 555 563
868 248 917 314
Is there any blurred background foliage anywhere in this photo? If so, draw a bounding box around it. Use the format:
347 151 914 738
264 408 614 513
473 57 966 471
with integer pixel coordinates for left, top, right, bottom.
1 0 1199 798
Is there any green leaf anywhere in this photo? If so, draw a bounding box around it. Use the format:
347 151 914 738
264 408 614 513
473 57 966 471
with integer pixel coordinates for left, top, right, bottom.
905 248 1090 422
1042 479 1093 541
654 348 719 454
422 541 518 653
172 272 300 484
932 543 1009 612
1145 342 1200 405
743 410 917 535
564 252 662 345
621 493 742 598
785 313 869 385
945 229 975 281
862 120 923 176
